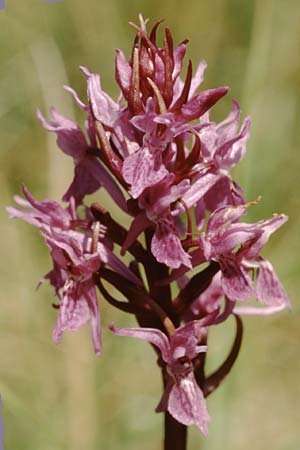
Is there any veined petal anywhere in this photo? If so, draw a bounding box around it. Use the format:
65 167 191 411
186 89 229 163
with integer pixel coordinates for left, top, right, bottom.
194 199 205 230
204 177 245 213
215 116 251 169
180 87 229 122
62 159 102 205
256 258 291 307
139 175 190 222
156 380 173 413
53 280 101 356
37 108 88 158
109 324 170 362
181 172 221 209
115 49 132 99
64 85 88 111
186 272 223 320
98 242 142 286
216 99 240 139
173 42 187 80
242 214 288 260
80 66 119 127
206 204 247 235
53 282 91 338
151 217 192 269
219 255 253 301
189 60 207 98
233 304 287 316
170 321 207 360
168 373 210 436
85 282 102 356
122 146 168 198
7 185 72 230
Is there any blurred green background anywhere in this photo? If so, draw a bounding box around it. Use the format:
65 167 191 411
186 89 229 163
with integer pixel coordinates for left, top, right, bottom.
1 0 300 449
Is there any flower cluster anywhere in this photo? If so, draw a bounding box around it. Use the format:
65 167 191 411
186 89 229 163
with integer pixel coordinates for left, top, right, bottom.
8 16 289 436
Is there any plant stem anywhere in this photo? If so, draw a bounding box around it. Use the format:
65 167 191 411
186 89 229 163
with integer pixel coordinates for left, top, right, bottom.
164 412 187 450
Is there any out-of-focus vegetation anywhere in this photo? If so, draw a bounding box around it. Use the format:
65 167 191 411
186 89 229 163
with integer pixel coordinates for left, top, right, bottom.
0 1 300 449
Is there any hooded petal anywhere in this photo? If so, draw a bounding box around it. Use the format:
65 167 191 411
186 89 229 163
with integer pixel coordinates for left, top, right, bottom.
170 321 207 360
186 272 223 320
204 223 259 260
139 175 190 222
206 204 247 236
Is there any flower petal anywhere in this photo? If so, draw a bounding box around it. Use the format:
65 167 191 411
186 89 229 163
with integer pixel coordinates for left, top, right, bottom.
122 146 168 198
204 177 245 214
180 87 229 122
121 212 152 255
151 217 192 269
109 324 170 362
53 280 101 356
168 373 210 436
99 243 143 286
242 214 288 260
233 304 287 316
256 258 290 307
7 185 71 230
181 172 221 209
215 117 251 169
115 49 132 99
186 272 223 320
80 66 119 127
219 255 253 301
189 60 207 98
37 108 88 158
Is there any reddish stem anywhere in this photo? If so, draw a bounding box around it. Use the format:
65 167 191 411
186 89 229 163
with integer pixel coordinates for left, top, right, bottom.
164 413 187 450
